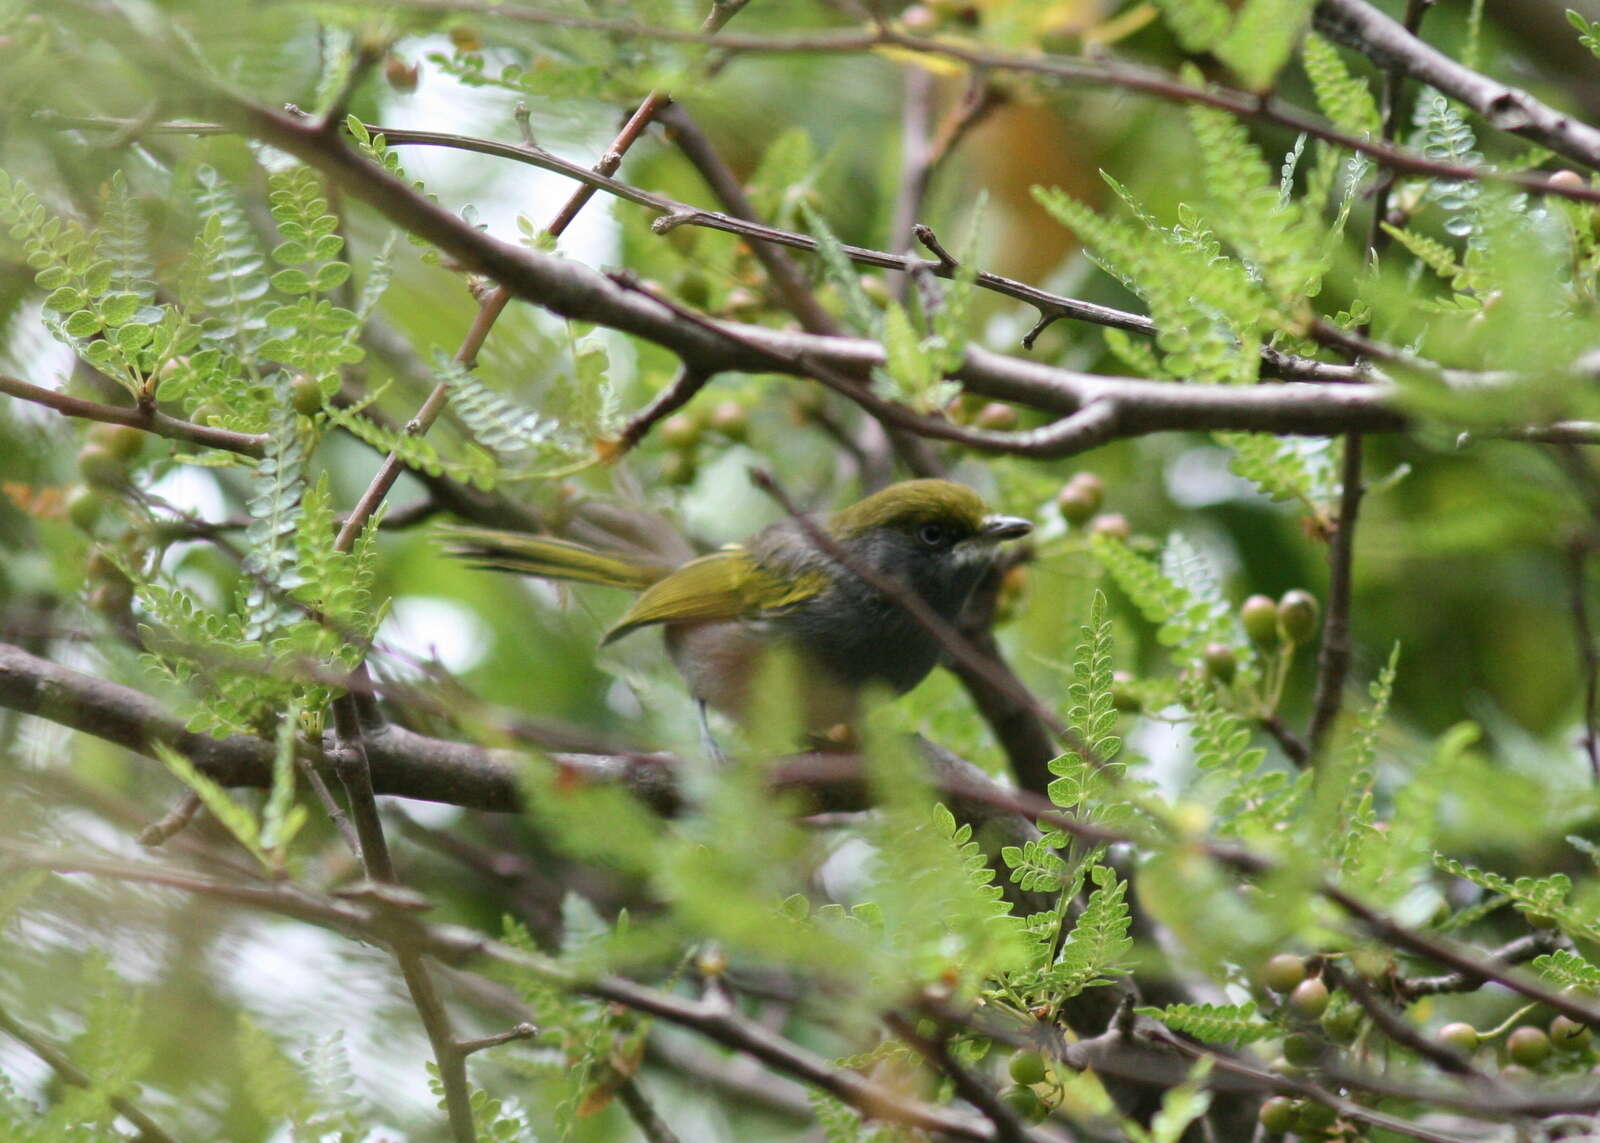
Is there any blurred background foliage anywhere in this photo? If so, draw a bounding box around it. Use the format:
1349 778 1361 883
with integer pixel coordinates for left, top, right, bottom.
5 0 1600 1140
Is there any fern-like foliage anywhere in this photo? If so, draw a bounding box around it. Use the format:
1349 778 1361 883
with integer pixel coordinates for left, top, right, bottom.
325 402 497 490
238 1017 367 1142
0 955 155 1142
1300 33 1380 136
1413 91 1484 238
1186 99 1325 310
444 354 598 477
493 914 638 1134
1136 1001 1277 1046
242 400 309 640
1034 183 1265 385
1093 533 1238 664
802 197 983 411
1323 646 1398 887
0 166 190 395
1214 0 1318 92
1152 0 1314 89
801 200 879 335
259 165 361 387
1533 948 1600 991
1436 857 1594 940
1183 678 1304 837
1044 864 1134 997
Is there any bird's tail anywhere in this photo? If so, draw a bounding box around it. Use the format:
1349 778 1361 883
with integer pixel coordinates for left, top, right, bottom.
439 526 669 590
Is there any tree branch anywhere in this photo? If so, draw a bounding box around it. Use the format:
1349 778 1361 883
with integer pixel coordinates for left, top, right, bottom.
0 372 268 457
1315 0 1600 172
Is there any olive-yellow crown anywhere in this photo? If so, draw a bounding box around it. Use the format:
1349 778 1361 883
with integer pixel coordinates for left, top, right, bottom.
829 479 989 540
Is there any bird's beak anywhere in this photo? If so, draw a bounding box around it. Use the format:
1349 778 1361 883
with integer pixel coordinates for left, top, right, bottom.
980 514 1033 541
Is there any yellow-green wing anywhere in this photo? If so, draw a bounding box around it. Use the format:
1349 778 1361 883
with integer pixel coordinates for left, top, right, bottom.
602 548 822 644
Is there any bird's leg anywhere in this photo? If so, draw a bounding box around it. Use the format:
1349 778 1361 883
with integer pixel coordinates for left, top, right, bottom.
697 700 729 766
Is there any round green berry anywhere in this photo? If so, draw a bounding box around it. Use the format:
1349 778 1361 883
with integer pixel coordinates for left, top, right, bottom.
1288 978 1330 1021
1202 642 1237 684
1258 1095 1296 1134
1055 472 1104 525
1278 589 1320 644
1241 595 1280 645
658 413 701 451
290 374 324 416
1087 513 1130 542
1550 1015 1591 1052
65 485 108 532
1008 1050 1048 1086
88 422 146 461
1001 1085 1047 1124
1293 1099 1337 1133
1436 1022 1479 1054
707 400 749 442
1260 953 1307 993
1507 1026 1551 1066
1282 1032 1323 1068
1321 1001 1362 1044
660 450 697 486
77 443 126 489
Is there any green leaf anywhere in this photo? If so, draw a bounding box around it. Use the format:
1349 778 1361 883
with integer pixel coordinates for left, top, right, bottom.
1152 0 1231 51
1533 949 1600 991
1047 864 1133 997
271 239 311 265
44 285 84 312
154 742 267 866
313 262 351 292
799 201 878 335
1217 0 1316 91
1302 33 1381 136
64 309 103 337
1136 1002 1276 1046
271 268 313 295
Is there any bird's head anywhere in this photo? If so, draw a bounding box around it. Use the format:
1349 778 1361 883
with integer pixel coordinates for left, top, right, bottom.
827 479 1033 617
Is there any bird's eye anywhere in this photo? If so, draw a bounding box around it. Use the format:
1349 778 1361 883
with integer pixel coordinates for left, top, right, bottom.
918 523 947 548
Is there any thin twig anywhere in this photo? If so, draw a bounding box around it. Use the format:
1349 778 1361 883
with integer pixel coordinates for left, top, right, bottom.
1307 434 1364 754
457 1022 538 1057
1396 932 1558 1000
1572 539 1600 781
135 789 202 847
606 365 711 458
1324 964 1492 1082
330 697 478 1143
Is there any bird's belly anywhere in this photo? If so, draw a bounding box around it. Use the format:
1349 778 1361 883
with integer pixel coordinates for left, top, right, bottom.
664 621 862 731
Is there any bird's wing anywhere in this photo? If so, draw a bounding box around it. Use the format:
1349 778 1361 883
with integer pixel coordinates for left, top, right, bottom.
602 548 823 645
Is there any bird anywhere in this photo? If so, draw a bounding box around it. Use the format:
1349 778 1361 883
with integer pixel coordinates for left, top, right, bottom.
442 479 1032 737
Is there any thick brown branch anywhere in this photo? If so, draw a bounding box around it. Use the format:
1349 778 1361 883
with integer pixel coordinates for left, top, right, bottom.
1315 0 1600 172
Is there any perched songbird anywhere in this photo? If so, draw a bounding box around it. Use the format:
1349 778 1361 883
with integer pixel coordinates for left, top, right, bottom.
443 479 1032 732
